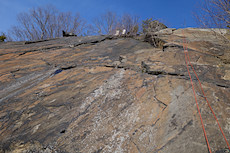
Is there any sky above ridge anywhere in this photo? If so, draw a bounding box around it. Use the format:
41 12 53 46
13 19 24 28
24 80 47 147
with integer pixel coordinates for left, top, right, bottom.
0 0 201 33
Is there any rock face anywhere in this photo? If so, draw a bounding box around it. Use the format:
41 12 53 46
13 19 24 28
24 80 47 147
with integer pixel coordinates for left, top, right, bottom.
0 29 230 153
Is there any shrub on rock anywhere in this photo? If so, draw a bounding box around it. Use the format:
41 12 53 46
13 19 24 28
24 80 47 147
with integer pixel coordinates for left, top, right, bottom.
0 34 6 42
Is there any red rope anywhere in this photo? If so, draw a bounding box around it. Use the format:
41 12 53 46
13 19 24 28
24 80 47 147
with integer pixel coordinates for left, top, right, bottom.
182 30 212 153
183 32 230 151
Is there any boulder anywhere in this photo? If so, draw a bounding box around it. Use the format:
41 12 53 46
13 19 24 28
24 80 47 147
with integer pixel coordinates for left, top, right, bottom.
148 20 167 33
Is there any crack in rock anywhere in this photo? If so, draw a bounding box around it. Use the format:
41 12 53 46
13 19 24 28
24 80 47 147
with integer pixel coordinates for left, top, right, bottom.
71 36 118 47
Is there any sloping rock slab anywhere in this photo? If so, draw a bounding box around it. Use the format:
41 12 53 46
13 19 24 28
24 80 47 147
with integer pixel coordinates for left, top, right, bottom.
0 31 230 153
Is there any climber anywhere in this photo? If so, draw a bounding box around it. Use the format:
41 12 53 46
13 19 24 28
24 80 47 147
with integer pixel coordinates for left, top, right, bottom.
114 30 120 36
122 29 126 35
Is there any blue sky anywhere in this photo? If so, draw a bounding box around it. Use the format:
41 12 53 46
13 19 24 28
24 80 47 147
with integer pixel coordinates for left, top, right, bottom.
0 0 201 33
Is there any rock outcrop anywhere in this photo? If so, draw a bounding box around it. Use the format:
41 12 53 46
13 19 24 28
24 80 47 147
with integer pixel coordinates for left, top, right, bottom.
0 28 230 153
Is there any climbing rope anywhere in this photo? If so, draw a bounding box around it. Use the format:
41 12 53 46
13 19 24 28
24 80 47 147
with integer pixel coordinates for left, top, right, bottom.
182 30 212 153
182 30 230 152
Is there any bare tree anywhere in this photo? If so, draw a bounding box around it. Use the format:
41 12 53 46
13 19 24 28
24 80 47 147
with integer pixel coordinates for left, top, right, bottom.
91 11 118 35
91 11 140 36
194 0 230 28
120 14 140 35
7 5 85 41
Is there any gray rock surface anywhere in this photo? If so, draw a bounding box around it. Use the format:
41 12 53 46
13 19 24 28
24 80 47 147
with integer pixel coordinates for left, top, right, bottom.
0 29 230 153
